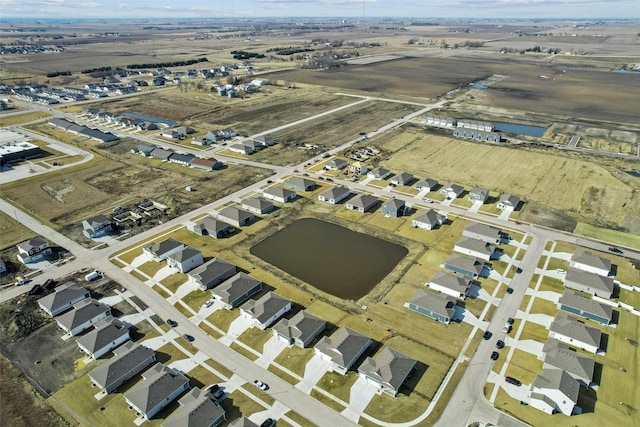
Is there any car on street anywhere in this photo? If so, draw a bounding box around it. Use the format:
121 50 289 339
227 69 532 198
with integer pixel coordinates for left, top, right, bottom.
28 284 43 295
423 198 433 203
506 287 514 294
507 317 515 325
43 278 56 289
303 173 309 176
326 178 333 182
496 340 505 349
503 324 512 333
482 331 492 340
505 376 522 386
267 180 273 184
166 319 178 327
260 419 276 427
253 380 269 391
490 351 500 361
15 278 30 286
183 334 195 342
609 247 623 254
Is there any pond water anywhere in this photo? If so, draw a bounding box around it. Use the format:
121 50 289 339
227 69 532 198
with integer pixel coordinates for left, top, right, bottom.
492 121 547 137
250 218 408 300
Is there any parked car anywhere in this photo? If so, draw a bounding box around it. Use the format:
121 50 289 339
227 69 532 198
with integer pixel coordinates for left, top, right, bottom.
502 324 512 334
423 198 433 203
496 340 505 349
326 178 333 182
490 351 499 361
609 247 623 254
482 331 492 340
260 419 276 427
505 376 522 386
43 278 56 289
203 299 214 308
506 287 514 294
28 284 43 295
183 334 195 342
15 278 29 286
253 380 269 391
267 180 273 184
167 319 178 327
507 317 515 325
208 384 220 393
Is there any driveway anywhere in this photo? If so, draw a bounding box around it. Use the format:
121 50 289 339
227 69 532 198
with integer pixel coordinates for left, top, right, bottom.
341 375 377 422
168 350 209 374
168 280 198 303
219 315 254 346
249 401 290 426
141 329 179 350
514 339 544 356
256 335 288 368
296 354 331 394
454 305 489 329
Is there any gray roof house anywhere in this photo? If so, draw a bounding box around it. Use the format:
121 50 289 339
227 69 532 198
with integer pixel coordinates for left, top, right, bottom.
497 194 521 211
368 167 392 180
390 172 414 186
212 272 262 309
444 253 485 278
548 312 602 354
56 298 111 336
89 341 156 394
358 347 417 397
440 183 464 199
150 147 175 161
188 258 237 291
462 222 502 244
192 217 231 239
272 310 326 348
412 209 446 230
414 178 438 192
76 316 130 360
427 271 471 299
217 206 255 228
454 236 497 261
125 363 190 420
529 368 580 416
228 419 258 427
242 197 274 215
314 327 373 375
557 290 613 325
407 289 456 324
82 214 113 239
143 238 186 261
240 291 292 329
17 236 52 264
570 250 612 277
38 282 90 316
284 176 315 192
468 187 489 204
318 186 351 204
564 268 614 299
162 387 226 427
253 135 275 147
263 186 297 203
170 153 196 166
542 339 594 386
325 158 348 170
381 199 406 217
167 246 204 274
345 193 378 213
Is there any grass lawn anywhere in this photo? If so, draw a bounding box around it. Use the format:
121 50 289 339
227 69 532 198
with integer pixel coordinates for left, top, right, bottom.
273 346 314 377
504 349 543 386
199 322 223 339
155 342 188 364
575 222 640 249
117 247 143 265
173 301 194 318
315 371 359 404
0 210 37 248
540 256 569 272
267 365 299 385
364 391 430 423
130 270 148 283
241 383 275 406
137 261 164 277
310 389 346 412
182 290 211 312
536 275 564 293
463 297 487 319
0 111 50 126
518 321 549 343
153 285 171 299
205 359 233 379
160 273 188 294
481 278 500 295
187 365 222 389
236 327 273 354
529 297 558 317
222 389 266 421
285 411 317 427
230 342 259 361
207 309 240 333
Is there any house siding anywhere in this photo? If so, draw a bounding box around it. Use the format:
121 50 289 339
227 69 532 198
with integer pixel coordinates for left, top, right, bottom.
407 303 450 323
559 304 610 325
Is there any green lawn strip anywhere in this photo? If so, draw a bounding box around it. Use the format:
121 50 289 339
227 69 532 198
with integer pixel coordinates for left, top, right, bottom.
199 322 223 339
221 389 267 421
310 389 346 413
155 342 189 364
504 349 543 386
363 391 430 423
160 273 188 294
207 309 240 333
267 365 298 385
483 304 497 322
205 359 233 379
518 321 549 343
284 411 318 427
241 383 276 406
491 345 509 374
500 243 518 258
273 346 314 377
315 371 358 404
574 222 640 249
551 241 576 254
182 290 212 312
173 301 195 318
174 336 196 351
518 295 531 312
542 257 569 272
230 342 259 361
116 247 143 265
236 327 272 354
495 282 509 299
137 261 164 277
537 275 564 293
483 382 495 401
0 111 50 126
529 297 558 316
153 285 171 299
480 277 499 295
187 365 222 389
110 258 126 268
463 297 487 319
130 270 148 283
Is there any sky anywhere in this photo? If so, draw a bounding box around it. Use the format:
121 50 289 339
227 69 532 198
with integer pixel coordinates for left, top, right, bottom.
1 0 638 20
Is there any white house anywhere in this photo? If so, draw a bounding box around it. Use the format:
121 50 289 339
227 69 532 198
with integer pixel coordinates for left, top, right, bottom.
166 246 204 274
454 236 497 261
56 298 111 336
497 194 520 211
229 143 253 155
314 327 372 375
440 183 464 199
468 187 489 204
37 282 90 316
412 209 446 230
263 186 296 203
143 238 186 261
548 312 601 354
427 271 471 299
349 161 368 176
124 363 190 420
75 316 130 359
240 292 291 329
325 158 348 170
569 250 612 277
529 368 580 416
318 186 351 204
16 236 52 264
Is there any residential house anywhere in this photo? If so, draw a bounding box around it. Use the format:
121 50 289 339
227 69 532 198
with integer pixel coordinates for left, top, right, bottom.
390 172 414 187
192 217 231 239
124 363 190 420
188 258 237 291
162 388 226 427
76 316 130 359
444 253 485 278
253 135 275 147
557 290 613 325
272 310 326 348
407 289 456 324
149 148 175 161
242 197 274 215
131 144 157 157
143 238 186 261
191 136 213 146
497 194 521 211
56 298 111 336
358 347 417 397
548 312 602 354
346 193 378 213
229 143 253 155
381 199 406 217
412 209 446 230
169 153 196 166
212 272 262 309
564 268 614 299
82 215 113 239
240 292 292 329
284 176 315 192
167 246 203 274
462 222 502 244
191 157 223 171
542 339 594 387
570 250 612 277
263 186 297 203
325 158 348 170
454 236 497 261
529 368 580 416
0 259 6 275
242 140 261 153
89 341 156 394
314 327 373 375
349 161 368 176
440 183 464 199
38 282 90 316
427 271 471 299
217 206 254 228
318 186 351 204
414 178 438 192
468 187 489 204
228 419 258 427
368 167 392 180
16 236 52 264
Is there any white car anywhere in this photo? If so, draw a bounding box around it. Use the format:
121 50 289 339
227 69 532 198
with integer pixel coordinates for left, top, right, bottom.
203 299 214 308
253 380 269 391
423 198 433 203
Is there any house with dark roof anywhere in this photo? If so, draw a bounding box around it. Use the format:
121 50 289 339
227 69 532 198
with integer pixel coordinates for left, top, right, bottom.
368 167 392 180
412 209 446 230
497 194 520 211
149 147 175 161
557 290 613 325
212 272 262 309
325 158 348 170
192 217 231 239
170 153 196 166
82 214 113 239
346 193 378 213
570 250 612 277
76 316 130 359
284 176 315 192
548 312 602 354
564 268 614 299
358 347 417 397
468 187 489 204
440 183 464 199
462 222 502 244
143 238 186 261
444 253 485 278
314 327 372 375
162 387 226 427
89 341 156 393
427 271 471 299
191 157 223 171
38 282 90 316
263 186 297 203
318 186 351 204
217 206 254 228
167 246 204 274
407 289 456 324
272 310 326 348
229 143 253 155
191 136 213 146
529 368 580 416
240 292 291 329
124 363 190 420
454 236 497 261
542 339 594 387
414 178 438 192
381 199 406 217
56 298 111 336
16 236 52 264
188 258 237 291
390 172 414 187
242 197 274 215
